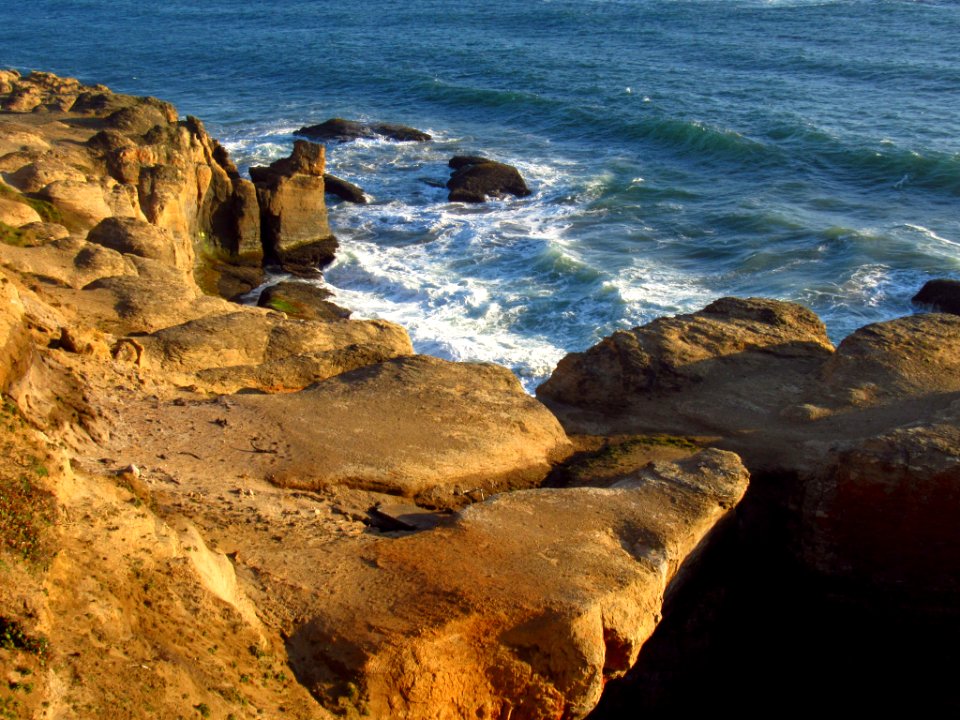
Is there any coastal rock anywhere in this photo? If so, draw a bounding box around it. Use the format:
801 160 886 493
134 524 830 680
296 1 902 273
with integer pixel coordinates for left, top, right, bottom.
541 297 960 616
136 309 412 393
227 355 571 502
323 173 367 203
0 273 30 391
250 140 336 273
86 216 188 272
801 409 960 611
257 281 351 321
446 155 532 202
287 449 748 719
818 313 960 407
79 255 232 334
0 194 42 226
295 117 431 143
4 155 88 193
0 236 135 288
912 278 960 315
538 297 833 416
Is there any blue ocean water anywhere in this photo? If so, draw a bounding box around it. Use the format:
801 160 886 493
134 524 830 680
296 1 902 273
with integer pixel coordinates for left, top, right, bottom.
3 0 959 389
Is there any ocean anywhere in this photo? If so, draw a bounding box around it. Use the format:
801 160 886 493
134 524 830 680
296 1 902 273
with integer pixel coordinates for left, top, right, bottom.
3 0 959 390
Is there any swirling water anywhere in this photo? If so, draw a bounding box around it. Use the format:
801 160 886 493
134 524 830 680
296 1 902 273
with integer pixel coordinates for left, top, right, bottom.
3 0 959 389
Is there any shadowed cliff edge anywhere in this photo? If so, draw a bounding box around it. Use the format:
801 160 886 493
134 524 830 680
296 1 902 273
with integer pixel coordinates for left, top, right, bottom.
0 70 957 718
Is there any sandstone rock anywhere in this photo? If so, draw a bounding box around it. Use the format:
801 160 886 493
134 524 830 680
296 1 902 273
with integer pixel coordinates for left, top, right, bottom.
295 118 431 143
257 281 351 321
912 278 960 315
86 216 187 270
0 195 41 226
447 155 532 202
818 313 960 407
136 309 413 393
0 273 30 391
224 355 571 502
801 407 960 611
4 155 88 193
323 173 367 204
251 141 336 272
80 256 231 334
287 449 748 719
539 297 833 416
37 178 113 228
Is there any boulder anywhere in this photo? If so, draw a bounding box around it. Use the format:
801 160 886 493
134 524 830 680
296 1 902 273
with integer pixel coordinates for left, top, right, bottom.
818 313 960 407
446 155 531 202
136 309 413 393
295 118 431 143
86 216 188 271
912 278 960 315
250 140 336 273
36 179 113 229
257 281 351 321
79 256 231 334
286 449 748 719
0 195 41 227
323 173 367 204
216 355 571 503
538 297 833 420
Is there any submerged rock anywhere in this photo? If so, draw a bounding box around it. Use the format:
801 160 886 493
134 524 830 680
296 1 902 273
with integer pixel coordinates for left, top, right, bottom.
323 173 367 204
446 155 532 202
295 117 431 143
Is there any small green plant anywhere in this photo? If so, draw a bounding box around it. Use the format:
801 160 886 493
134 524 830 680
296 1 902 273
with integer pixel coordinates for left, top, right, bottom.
194 702 210 718
0 617 49 659
0 222 27 247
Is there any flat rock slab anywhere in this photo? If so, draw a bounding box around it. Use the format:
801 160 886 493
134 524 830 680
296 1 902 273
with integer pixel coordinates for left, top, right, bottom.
286 449 749 719
248 355 572 503
114 355 572 507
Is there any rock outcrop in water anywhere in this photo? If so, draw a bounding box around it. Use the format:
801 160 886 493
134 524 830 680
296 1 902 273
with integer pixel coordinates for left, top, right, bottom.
539 298 960 615
1 70 956 718
447 154 532 202
295 117 432 143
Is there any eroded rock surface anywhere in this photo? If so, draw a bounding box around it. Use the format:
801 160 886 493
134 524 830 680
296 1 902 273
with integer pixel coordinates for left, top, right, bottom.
250 140 337 274
540 298 960 614
284 450 748 720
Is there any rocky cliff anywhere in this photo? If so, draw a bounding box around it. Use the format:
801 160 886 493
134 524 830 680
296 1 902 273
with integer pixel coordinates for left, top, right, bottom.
0 70 956 719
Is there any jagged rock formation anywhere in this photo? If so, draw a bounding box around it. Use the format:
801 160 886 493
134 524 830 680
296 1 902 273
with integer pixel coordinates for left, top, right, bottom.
250 139 337 274
257 280 352 321
0 71 758 720
539 297 960 615
912 278 960 315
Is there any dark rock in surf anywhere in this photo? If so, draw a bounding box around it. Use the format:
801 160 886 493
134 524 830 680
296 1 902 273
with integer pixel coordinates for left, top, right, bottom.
257 281 352 321
323 173 367 204
446 155 531 203
912 279 960 315
295 118 431 143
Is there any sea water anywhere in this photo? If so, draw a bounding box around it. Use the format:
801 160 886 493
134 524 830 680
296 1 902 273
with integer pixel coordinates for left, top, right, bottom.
3 0 959 390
